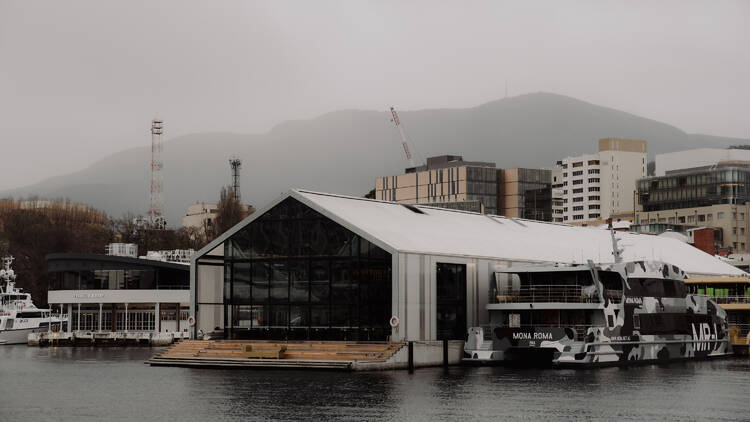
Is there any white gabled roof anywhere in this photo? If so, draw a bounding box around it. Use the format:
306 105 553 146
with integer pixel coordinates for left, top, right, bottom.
292 190 745 277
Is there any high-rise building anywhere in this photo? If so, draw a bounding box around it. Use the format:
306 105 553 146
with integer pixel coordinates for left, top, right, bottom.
557 138 647 223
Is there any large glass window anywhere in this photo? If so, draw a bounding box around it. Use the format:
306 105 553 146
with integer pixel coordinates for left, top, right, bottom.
224 198 392 341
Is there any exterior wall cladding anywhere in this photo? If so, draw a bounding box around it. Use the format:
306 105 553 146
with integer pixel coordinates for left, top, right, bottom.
557 138 647 224
375 155 552 220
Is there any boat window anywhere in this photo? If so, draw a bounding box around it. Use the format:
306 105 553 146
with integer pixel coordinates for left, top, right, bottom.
16 311 43 319
627 278 686 298
638 313 702 335
598 271 623 303
5 319 12 329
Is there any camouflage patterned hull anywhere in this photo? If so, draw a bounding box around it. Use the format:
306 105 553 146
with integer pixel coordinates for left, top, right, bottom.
465 260 733 367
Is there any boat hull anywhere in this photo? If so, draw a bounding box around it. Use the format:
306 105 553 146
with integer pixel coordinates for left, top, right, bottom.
0 326 48 345
464 326 734 368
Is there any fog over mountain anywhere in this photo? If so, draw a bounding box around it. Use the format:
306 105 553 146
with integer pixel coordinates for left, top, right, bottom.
2 92 747 225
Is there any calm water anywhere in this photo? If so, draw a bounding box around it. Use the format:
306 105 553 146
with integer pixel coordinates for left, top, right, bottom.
2 345 750 421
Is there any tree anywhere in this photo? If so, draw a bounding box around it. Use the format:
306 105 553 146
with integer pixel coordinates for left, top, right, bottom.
0 203 112 306
214 186 244 237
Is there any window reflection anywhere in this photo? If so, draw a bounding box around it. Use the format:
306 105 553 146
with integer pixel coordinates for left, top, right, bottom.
225 198 392 341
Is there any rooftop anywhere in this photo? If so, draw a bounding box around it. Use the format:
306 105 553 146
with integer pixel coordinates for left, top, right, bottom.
197 189 746 278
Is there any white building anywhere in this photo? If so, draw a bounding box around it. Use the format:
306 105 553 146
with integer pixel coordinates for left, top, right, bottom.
558 138 646 223
190 189 743 342
182 202 218 234
551 169 565 223
655 148 750 176
47 254 190 336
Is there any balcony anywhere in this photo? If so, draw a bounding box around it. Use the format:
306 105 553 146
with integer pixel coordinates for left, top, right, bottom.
494 285 600 304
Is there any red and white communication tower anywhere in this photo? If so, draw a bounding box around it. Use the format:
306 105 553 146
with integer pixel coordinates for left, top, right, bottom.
149 118 166 229
390 107 416 168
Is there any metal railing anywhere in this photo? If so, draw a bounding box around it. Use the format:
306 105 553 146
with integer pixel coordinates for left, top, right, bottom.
494 285 599 304
709 296 750 305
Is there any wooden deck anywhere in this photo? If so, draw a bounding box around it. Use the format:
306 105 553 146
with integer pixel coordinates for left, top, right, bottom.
147 340 406 370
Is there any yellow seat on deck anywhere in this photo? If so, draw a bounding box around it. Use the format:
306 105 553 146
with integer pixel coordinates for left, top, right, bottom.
242 344 287 359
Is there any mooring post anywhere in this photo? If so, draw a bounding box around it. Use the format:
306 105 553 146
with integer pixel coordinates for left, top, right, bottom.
408 341 414 373
443 339 449 368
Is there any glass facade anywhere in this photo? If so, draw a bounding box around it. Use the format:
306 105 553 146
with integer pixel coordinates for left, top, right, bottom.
638 166 750 212
48 259 189 290
223 198 392 341
466 166 499 215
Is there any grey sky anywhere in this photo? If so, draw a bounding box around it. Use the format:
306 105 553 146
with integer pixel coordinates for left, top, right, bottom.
1 0 748 191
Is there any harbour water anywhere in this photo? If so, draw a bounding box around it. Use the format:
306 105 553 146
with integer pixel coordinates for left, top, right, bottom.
2 345 750 421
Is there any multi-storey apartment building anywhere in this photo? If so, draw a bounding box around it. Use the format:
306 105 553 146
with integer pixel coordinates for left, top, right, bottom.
557 138 647 223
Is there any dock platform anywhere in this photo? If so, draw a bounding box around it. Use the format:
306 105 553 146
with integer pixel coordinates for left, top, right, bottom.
146 340 465 371
28 331 188 347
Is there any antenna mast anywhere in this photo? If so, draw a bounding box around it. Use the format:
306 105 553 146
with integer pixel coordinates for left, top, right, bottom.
229 157 242 202
390 107 416 168
149 118 166 229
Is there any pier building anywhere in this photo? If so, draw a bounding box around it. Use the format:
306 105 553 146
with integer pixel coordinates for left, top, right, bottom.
190 189 744 343
47 253 190 337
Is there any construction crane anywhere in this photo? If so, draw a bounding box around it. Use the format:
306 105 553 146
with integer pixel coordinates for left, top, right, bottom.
390 107 416 168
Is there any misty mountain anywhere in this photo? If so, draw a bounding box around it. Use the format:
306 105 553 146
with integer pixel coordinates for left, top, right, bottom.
3 92 747 225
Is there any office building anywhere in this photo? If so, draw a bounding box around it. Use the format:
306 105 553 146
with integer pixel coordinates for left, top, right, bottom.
375 155 552 220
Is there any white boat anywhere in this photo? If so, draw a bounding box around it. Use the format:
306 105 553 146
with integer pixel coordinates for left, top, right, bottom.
0 256 66 344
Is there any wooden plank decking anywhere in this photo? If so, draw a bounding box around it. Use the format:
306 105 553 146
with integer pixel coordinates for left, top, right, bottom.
147 340 405 370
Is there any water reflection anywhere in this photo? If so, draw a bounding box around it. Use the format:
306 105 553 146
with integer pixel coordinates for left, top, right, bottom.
1 346 750 421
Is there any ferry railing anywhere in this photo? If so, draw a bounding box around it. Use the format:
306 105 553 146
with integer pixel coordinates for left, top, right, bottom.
494 285 599 304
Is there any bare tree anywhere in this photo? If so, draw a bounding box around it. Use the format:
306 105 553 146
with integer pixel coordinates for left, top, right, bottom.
214 186 244 238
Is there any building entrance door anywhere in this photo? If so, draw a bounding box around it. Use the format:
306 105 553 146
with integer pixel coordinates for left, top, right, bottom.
436 263 467 340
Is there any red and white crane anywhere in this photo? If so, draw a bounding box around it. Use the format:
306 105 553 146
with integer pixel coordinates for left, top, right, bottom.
390 106 416 168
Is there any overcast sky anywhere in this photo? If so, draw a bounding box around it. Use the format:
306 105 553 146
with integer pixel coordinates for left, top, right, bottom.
1 1 748 191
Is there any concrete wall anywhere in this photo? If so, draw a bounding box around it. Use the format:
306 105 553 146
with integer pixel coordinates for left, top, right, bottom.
195 264 224 334
353 340 465 370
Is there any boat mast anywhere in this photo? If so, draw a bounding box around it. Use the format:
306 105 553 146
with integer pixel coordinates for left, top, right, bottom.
610 227 623 264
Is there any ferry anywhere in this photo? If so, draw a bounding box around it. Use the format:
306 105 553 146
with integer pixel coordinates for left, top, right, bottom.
0 256 66 344
464 232 733 367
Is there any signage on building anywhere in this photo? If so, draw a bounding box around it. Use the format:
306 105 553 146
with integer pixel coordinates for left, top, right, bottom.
73 293 105 299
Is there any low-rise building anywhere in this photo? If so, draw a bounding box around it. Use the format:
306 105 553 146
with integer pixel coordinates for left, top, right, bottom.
182 202 218 235
47 253 190 336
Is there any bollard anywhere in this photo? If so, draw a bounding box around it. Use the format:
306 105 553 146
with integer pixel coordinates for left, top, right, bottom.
443 339 449 368
408 341 414 373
